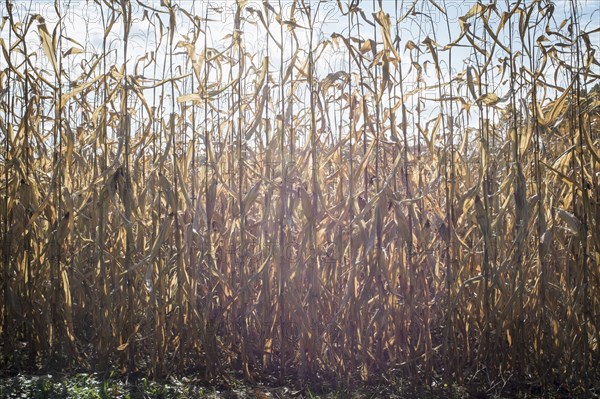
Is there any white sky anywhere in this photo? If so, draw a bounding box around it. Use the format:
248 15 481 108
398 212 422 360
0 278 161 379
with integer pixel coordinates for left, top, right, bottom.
1 0 599 144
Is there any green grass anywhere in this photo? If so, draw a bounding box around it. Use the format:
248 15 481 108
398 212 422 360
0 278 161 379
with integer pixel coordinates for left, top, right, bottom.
0 373 463 399
0 373 596 398
0 373 210 399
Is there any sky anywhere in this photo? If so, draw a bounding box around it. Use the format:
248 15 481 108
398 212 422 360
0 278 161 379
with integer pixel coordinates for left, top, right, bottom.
3 1 597 79
1 0 599 144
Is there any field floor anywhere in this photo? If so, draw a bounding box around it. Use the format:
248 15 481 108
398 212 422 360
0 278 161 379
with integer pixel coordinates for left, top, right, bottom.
0 372 597 399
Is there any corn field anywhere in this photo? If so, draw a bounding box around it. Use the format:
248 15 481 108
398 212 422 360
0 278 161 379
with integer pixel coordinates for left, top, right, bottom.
0 0 599 392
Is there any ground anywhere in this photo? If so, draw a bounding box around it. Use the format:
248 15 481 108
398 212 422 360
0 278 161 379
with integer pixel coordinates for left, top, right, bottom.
0 373 598 399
